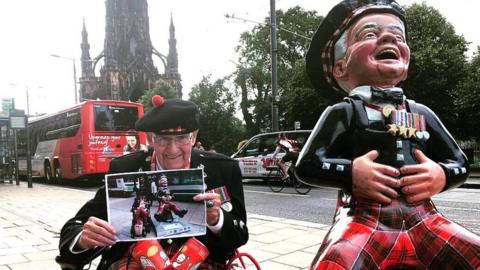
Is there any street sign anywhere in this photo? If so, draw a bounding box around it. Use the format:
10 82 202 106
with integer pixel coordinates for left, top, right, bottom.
294 121 301 130
2 98 14 112
10 116 26 129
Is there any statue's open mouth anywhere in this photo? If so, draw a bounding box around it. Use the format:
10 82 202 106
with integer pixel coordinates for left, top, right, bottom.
375 49 398 60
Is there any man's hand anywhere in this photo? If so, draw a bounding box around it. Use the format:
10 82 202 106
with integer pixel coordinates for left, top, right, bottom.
76 217 117 250
399 149 446 204
194 192 221 226
352 150 401 204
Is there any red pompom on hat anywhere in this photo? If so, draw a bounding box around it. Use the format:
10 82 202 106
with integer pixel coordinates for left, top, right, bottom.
152 95 164 107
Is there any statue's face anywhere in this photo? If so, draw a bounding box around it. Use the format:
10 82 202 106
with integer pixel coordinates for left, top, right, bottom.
334 13 410 90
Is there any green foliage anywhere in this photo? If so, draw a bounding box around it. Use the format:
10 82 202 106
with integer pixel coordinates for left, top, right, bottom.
403 3 469 134
233 7 326 136
136 79 177 112
456 47 480 139
189 75 246 155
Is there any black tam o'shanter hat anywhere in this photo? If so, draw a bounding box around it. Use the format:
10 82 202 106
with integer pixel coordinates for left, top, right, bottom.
135 95 200 135
306 0 406 100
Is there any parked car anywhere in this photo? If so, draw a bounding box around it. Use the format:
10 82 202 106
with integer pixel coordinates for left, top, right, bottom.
231 130 312 180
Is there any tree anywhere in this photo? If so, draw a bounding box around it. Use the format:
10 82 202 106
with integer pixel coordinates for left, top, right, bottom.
136 79 177 112
233 7 327 136
403 3 469 134
189 75 246 155
456 47 480 139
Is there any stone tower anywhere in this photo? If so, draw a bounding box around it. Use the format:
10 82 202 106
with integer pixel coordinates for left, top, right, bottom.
79 0 182 102
101 0 158 101
79 19 98 101
164 14 182 99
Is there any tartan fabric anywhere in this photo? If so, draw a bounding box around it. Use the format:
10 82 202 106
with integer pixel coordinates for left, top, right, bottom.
429 244 474 270
157 126 187 135
311 197 480 270
363 231 397 265
351 249 378 269
408 221 446 266
378 232 425 269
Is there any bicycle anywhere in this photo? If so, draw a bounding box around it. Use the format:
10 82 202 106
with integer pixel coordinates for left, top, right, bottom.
265 159 311 195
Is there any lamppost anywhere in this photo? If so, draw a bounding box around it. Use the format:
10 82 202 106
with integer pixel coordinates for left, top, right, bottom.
50 54 78 104
8 83 40 188
270 0 279 132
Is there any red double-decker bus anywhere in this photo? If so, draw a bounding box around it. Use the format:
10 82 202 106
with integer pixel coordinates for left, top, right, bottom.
17 100 146 183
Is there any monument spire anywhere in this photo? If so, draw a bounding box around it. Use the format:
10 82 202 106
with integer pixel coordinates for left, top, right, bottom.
166 13 182 98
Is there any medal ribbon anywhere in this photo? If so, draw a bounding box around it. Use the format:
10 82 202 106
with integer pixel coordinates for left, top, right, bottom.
391 110 425 131
207 186 231 204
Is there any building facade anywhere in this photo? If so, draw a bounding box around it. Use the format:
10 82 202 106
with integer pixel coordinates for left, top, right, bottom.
79 0 182 102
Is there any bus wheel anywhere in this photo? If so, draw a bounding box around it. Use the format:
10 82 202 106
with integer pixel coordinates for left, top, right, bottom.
54 163 63 185
44 163 54 184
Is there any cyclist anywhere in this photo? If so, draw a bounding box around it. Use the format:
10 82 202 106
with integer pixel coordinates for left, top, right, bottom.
272 133 301 180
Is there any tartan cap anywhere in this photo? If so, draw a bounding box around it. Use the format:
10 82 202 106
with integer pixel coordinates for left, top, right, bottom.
306 0 406 100
135 96 200 135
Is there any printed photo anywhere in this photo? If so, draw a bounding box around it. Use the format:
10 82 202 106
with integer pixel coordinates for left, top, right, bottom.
105 168 206 242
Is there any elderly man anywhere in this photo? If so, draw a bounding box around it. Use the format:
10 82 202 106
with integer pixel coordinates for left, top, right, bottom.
296 0 480 269
59 96 248 269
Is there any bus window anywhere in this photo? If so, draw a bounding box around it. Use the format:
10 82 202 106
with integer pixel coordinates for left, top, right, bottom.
94 105 138 132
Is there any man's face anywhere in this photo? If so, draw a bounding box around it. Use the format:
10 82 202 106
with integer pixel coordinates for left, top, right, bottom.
152 131 197 169
334 13 410 89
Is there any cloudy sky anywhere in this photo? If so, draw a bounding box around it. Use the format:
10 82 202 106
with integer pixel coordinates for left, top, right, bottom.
0 0 478 116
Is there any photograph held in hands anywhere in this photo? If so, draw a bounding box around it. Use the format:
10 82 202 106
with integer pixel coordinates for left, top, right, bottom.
105 168 206 242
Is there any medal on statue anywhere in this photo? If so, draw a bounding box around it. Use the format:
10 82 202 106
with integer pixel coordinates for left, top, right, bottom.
382 105 395 118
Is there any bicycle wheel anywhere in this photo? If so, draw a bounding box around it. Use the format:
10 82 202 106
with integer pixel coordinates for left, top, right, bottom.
291 172 311 195
267 168 285 193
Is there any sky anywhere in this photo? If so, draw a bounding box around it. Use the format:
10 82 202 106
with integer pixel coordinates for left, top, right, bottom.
0 0 478 116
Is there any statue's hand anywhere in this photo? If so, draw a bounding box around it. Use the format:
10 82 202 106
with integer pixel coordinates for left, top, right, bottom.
352 150 401 204
399 149 446 204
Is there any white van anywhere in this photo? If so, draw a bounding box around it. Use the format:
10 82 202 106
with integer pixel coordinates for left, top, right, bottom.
231 130 311 180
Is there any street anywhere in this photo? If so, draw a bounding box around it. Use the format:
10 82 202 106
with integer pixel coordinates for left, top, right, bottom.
19 177 480 236
31 177 480 236
243 180 480 235
15 176 480 235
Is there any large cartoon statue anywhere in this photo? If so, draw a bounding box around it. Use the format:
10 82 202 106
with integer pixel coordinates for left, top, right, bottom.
296 0 480 269
154 175 188 222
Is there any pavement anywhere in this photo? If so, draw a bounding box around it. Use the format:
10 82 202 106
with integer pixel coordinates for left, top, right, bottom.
0 181 330 270
462 169 480 188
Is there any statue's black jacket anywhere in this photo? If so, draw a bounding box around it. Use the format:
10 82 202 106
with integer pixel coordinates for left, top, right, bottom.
295 98 469 193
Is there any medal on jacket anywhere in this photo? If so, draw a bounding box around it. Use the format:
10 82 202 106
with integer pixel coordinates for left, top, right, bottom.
208 186 232 212
386 110 429 142
382 105 395 118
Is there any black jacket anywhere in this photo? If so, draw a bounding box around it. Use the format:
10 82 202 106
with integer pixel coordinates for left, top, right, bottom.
59 149 248 269
296 98 469 193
